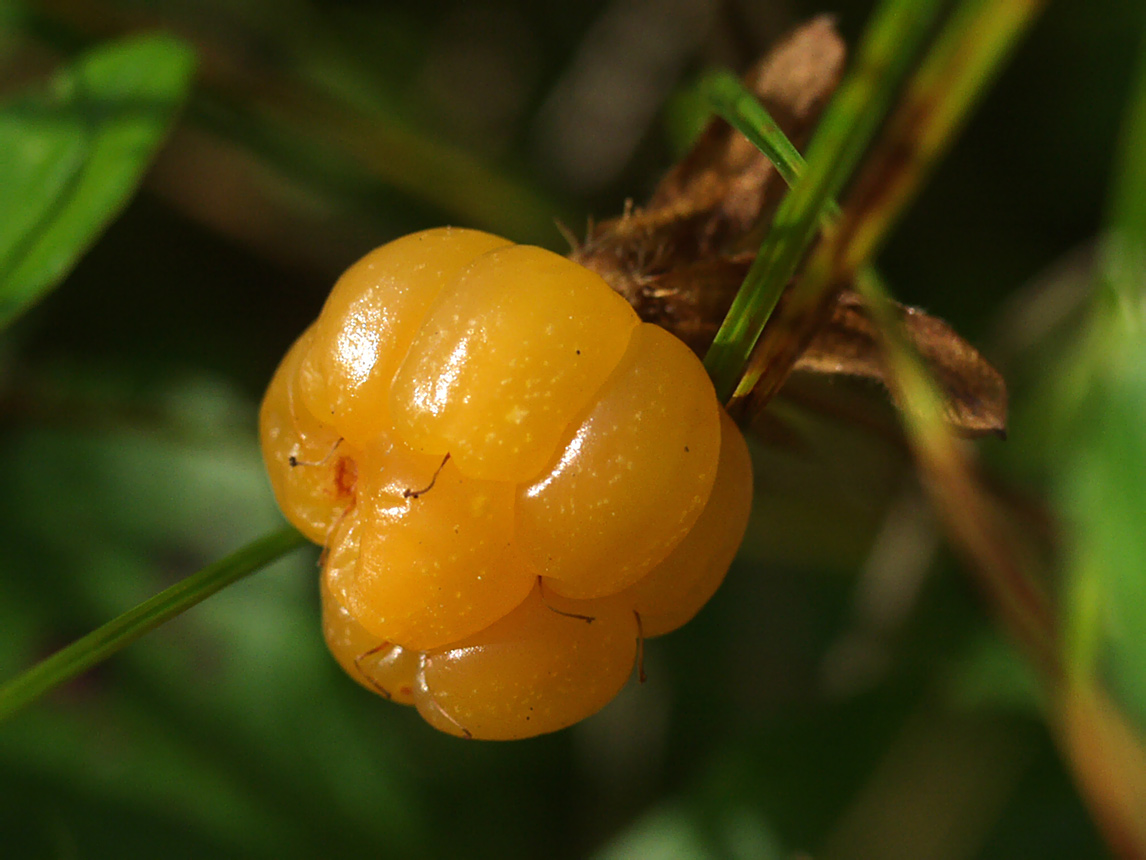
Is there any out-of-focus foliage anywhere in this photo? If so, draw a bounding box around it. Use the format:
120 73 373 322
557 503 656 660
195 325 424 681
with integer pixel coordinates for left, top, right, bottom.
0 33 193 326
0 0 1143 857
1059 40 1146 730
998 35 1146 846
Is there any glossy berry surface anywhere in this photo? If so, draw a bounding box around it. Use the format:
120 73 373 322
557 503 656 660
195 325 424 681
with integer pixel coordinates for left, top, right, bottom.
260 227 753 739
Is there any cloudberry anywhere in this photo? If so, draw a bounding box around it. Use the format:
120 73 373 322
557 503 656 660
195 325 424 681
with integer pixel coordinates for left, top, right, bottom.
261 227 752 739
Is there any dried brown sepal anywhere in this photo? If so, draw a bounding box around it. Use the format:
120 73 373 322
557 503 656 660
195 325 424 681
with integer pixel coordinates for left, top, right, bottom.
632 253 754 355
573 16 1007 440
571 16 846 320
796 291 1008 437
616 238 1007 437
646 14 848 249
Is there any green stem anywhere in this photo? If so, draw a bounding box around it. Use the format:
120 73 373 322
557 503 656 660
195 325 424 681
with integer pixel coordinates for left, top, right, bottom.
719 0 1042 407
0 526 309 722
702 0 947 402
806 0 1046 288
704 70 804 186
703 12 1057 675
704 71 896 355
705 72 845 231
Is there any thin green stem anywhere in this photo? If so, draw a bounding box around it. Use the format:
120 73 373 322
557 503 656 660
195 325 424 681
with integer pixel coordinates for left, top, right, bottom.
705 71 895 317
707 66 924 358
705 72 846 228
736 0 1043 405
704 70 804 186
703 8 1056 676
824 0 1044 283
0 526 309 722
702 0 947 402
853 267 1058 677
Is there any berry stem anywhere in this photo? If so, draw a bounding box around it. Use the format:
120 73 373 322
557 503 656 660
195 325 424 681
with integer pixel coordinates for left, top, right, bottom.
702 2 1057 678
702 0 948 403
0 526 309 722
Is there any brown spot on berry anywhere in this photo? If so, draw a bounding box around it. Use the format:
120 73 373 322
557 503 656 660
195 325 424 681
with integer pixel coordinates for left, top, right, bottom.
333 456 357 498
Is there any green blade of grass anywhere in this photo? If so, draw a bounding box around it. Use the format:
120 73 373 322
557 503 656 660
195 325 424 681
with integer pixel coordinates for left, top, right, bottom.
814 0 1044 285
704 68 1056 674
703 70 805 187
734 0 1044 406
1056 23 1146 851
793 0 1052 667
718 0 1065 795
702 0 947 403
0 526 309 722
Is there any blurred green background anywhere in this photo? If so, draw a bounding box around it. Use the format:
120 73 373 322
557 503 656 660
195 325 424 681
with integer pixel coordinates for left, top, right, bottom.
1 0 1143 857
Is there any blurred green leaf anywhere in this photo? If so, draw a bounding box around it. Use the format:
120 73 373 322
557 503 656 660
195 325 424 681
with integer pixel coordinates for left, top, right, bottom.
1104 42 1146 307
1065 340 1146 729
0 33 194 326
1039 21 1146 851
0 525 306 722
1061 18 1146 728
0 371 431 857
592 803 785 860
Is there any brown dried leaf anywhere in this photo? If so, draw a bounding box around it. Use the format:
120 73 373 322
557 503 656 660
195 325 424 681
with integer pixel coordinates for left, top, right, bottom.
797 291 1008 436
567 16 1007 441
632 253 754 355
572 16 846 317
580 241 1006 439
647 14 847 246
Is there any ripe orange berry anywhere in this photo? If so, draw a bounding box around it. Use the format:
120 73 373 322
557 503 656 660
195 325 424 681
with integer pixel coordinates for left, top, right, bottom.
260 227 753 740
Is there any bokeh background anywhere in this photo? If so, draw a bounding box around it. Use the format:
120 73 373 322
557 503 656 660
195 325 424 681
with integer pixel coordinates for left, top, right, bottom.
1 0 1142 857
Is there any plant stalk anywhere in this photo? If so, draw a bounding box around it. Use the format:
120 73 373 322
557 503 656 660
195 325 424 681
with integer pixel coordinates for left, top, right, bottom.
0 526 309 722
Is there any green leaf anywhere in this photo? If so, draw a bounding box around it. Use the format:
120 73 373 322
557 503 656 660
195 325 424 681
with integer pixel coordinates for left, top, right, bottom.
592 803 785 860
0 33 195 327
702 0 947 401
1104 38 1146 312
1062 334 1146 724
1062 20 1146 731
